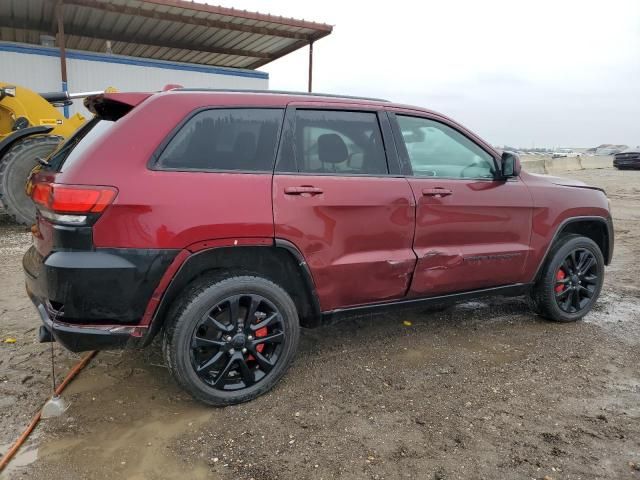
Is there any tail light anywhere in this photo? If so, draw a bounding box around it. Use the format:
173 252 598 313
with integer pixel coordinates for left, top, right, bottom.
31 183 117 225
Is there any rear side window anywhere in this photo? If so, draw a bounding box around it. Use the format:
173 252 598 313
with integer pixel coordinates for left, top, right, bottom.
289 110 388 175
156 109 284 172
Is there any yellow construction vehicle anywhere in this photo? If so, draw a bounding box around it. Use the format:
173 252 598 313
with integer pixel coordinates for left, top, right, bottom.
0 83 105 225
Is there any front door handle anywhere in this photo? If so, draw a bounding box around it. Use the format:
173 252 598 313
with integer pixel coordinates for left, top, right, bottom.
284 186 324 196
422 188 453 197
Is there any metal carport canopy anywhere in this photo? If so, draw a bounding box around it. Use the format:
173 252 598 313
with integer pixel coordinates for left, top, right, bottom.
0 0 333 89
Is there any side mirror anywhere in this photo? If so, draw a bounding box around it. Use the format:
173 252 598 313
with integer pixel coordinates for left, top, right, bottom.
500 151 521 178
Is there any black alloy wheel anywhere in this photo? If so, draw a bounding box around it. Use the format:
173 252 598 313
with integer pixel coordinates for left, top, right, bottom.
190 294 285 391
164 275 300 406
530 234 605 322
553 249 599 313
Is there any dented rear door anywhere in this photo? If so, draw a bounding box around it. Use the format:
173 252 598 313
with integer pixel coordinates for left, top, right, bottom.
273 104 417 311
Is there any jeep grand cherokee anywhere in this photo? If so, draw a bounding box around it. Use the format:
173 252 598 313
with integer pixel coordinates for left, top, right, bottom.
23 89 614 405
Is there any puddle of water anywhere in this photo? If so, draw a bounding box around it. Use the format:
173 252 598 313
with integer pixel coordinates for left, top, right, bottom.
62 368 119 395
36 406 214 480
0 442 38 478
584 293 640 331
397 325 526 368
455 301 490 310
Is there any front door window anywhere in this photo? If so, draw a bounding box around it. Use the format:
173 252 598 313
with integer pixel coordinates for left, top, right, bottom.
396 115 495 179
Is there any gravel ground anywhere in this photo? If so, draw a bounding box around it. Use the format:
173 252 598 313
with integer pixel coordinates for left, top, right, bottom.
0 168 639 480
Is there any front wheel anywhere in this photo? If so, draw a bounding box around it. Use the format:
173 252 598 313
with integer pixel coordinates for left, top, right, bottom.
530 234 605 322
163 275 300 406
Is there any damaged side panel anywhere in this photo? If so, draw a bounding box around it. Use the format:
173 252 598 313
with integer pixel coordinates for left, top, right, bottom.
410 246 530 295
273 175 417 311
406 178 534 296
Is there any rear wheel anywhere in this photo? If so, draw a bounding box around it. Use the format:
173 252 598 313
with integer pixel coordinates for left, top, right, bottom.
163 274 300 406
0 135 62 225
530 234 604 322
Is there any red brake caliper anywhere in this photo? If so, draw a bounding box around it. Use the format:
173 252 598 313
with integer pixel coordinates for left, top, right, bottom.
247 326 268 361
555 269 566 293
255 327 268 353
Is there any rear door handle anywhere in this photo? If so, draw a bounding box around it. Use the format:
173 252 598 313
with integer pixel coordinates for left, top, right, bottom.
422 188 453 197
284 186 324 196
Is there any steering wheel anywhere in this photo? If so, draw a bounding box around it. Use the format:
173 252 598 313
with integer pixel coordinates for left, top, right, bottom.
460 158 489 178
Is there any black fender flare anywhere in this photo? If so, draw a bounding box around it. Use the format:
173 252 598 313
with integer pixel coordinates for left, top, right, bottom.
139 240 323 347
0 126 54 159
533 215 614 282
274 238 322 322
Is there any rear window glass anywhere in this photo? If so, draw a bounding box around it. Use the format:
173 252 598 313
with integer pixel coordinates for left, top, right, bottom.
291 110 388 175
156 108 284 172
54 118 114 172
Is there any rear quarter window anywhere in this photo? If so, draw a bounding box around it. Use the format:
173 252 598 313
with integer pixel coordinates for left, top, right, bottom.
155 108 284 172
53 119 114 172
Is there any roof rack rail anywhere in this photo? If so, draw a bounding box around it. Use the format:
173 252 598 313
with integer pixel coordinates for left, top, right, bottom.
173 88 389 103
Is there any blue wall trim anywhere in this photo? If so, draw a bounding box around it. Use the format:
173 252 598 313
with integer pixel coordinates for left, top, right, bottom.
0 42 268 80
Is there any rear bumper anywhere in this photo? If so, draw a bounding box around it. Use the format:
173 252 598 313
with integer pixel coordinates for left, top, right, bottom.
27 294 135 352
24 245 178 352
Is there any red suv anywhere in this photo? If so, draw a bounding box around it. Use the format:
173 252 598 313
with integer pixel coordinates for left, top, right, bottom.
23 89 614 405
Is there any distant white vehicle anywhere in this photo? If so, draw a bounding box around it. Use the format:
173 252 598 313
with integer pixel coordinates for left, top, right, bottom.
596 147 621 156
552 148 579 158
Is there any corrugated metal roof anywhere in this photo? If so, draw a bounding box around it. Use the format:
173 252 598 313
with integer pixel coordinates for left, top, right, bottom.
0 0 333 69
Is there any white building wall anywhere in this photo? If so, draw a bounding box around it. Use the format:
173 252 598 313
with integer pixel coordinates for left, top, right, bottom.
0 42 268 118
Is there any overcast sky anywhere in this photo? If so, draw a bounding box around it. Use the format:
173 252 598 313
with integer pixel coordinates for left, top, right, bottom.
214 0 640 148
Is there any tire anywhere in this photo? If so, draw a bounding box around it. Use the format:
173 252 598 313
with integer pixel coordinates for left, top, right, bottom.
163 274 300 406
0 135 62 225
530 234 605 322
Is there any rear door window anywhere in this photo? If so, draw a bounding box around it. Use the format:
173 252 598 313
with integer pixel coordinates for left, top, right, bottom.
284 110 388 175
156 108 284 172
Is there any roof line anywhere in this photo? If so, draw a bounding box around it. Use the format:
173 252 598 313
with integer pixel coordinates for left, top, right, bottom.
0 42 269 79
175 88 389 102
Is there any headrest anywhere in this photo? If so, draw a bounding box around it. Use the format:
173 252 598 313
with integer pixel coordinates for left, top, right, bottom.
318 133 348 164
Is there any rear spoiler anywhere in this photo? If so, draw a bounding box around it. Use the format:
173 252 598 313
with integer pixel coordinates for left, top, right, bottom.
84 92 152 120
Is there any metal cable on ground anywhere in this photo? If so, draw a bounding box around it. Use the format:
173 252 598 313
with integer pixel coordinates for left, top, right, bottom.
0 350 97 473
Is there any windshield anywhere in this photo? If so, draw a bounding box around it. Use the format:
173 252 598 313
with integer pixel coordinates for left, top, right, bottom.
48 118 114 171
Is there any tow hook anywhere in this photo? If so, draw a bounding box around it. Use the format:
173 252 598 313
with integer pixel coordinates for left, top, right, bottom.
38 325 55 343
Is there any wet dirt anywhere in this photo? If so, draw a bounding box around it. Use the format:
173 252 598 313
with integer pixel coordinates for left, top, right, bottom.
1 168 639 479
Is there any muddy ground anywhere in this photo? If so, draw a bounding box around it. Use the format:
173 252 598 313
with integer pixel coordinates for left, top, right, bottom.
0 168 639 480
